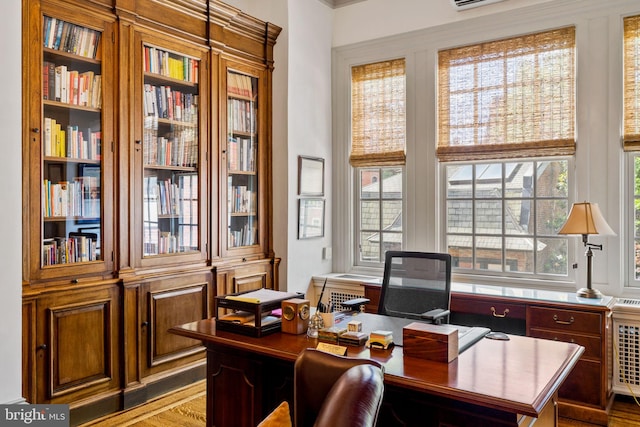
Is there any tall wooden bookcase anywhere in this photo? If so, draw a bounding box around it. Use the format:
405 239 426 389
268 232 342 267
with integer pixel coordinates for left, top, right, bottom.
21 0 281 423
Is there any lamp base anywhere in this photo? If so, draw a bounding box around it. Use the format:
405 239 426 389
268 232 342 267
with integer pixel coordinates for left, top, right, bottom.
576 287 603 299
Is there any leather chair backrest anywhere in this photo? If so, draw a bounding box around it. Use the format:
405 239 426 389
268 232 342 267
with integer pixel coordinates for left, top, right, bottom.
294 348 383 427
313 363 384 427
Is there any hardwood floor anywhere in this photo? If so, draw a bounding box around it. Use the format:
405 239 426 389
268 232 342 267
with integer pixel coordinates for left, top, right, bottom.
79 381 207 427
558 395 640 427
81 381 639 427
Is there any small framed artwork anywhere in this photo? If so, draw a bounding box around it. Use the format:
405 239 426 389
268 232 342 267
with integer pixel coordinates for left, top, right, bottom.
298 198 325 239
298 156 324 196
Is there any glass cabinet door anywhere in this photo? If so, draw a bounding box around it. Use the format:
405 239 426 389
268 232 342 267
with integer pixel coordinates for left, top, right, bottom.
226 70 259 250
39 15 112 274
141 44 201 258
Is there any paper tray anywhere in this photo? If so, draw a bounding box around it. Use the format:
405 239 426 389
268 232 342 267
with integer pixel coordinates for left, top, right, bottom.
215 288 299 337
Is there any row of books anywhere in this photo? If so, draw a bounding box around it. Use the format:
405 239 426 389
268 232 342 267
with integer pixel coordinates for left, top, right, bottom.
143 175 199 218
42 235 99 266
42 176 100 218
143 124 198 168
228 72 254 98
228 222 258 247
228 98 256 134
43 118 101 160
143 84 198 123
142 230 198 256
228 184 256 214
228 137 256 172
144 46 199 84
43 16 102 60
43 62 102 108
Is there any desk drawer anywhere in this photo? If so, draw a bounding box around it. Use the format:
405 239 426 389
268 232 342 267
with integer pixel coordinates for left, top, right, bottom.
451 296 526 319
528 306 601 335
528 328 601 359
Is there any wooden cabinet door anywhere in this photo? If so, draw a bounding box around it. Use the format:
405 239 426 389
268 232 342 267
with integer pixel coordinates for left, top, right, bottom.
220 60 270 259
139 272 210 378
215 258 278 296
130 29 210 270
23 0 117 283
34 283 121 404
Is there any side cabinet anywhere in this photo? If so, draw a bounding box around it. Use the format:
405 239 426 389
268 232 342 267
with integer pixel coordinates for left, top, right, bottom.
527 304 613 425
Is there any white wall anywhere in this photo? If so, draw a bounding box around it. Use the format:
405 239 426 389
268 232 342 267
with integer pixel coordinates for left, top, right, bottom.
225 0 333 294
284 0 334 294
1 0 24 404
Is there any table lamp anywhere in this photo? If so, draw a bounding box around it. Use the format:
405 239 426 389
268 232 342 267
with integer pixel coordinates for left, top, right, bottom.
558 202 615 298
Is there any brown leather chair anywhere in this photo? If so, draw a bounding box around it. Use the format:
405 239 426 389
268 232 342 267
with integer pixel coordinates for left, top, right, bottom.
294 348 384 427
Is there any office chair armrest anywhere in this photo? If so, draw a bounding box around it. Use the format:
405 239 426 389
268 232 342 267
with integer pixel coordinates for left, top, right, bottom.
420 308 450 323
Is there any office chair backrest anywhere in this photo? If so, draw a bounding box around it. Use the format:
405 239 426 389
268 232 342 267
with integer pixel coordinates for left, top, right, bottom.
294 348 384 427
378 251 452 322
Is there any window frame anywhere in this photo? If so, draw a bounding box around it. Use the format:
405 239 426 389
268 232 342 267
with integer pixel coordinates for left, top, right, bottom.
441 157 576 283
353 166 405 268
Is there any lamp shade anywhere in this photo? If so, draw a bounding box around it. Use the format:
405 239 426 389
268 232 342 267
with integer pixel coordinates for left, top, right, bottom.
558 202 616 236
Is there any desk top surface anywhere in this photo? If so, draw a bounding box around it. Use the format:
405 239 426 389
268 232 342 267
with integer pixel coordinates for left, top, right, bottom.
170 312 584 418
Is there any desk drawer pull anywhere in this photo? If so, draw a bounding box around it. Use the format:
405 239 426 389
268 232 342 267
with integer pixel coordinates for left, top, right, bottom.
553 314 574 325
491 307 509 318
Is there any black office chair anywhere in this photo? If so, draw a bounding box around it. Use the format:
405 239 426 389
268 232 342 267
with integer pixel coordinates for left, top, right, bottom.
377 250 490 352
378 251 452 324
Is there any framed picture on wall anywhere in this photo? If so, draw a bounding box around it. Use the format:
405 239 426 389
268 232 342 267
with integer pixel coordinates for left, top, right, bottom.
298 198 325 239
298 155 324 196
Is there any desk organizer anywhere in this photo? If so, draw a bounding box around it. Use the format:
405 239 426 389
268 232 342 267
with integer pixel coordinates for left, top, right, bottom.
215 288 299 337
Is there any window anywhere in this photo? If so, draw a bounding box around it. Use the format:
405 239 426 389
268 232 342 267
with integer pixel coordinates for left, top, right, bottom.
351 59 406 264
624 16 640 286
438 28 575 279
358 167 402 263
445 160 569 277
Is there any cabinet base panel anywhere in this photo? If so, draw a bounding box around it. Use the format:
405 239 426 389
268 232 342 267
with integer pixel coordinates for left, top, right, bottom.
122 363 206 410
69 363 206 426
69 391 121 427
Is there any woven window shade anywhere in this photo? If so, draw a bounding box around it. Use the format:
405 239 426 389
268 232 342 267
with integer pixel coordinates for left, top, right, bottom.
624 15 640 150
437 27 576 162
350 59 406 167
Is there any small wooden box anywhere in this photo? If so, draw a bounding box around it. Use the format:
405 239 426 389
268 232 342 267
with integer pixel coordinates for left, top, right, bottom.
402 322 459 363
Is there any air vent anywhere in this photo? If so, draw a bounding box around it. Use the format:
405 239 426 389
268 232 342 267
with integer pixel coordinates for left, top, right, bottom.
612 298 640 396
450 0 506 11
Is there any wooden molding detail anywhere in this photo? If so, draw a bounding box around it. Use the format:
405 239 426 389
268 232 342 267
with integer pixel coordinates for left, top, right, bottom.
209 1 281 65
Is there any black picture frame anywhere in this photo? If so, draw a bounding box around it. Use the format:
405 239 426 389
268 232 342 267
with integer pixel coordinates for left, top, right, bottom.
298 156 324 196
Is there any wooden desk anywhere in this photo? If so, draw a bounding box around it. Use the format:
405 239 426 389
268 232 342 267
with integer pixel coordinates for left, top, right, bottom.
170 313 583 427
